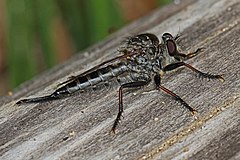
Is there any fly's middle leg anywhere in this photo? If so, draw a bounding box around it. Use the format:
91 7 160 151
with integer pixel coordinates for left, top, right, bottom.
154 74 197 115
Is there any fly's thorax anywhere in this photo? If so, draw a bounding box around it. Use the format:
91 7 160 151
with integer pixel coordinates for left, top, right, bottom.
126 33 159 47
120 34 162 74
124 53 161 77
121 33 160 58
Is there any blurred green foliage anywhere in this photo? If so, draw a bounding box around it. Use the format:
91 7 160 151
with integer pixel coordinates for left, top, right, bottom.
6 0 37 87
58 0 123 51
5 0 170 89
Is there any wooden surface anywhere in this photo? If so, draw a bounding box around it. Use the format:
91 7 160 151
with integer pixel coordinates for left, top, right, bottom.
1 0 240 159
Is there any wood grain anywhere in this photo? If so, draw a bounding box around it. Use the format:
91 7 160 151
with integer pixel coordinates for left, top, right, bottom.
0 0 240 159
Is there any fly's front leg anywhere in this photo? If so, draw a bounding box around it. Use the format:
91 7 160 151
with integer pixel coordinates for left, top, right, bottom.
163 62 224 82
154 74 197 115
111 80 150 134
175 48 205 60
183 47 205 60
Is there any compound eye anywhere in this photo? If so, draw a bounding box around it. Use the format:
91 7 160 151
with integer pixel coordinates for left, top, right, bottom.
166 40 176 56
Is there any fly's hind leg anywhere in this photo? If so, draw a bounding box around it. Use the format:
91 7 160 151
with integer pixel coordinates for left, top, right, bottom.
111 80 150 134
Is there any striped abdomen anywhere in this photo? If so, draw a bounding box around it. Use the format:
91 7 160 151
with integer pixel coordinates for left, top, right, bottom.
54 63 128 95
16 62 129 104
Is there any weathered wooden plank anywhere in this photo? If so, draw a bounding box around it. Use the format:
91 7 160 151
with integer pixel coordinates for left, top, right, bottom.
0 0 240 159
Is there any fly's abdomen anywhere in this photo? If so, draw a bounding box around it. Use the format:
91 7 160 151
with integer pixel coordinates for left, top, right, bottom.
56 63 128 95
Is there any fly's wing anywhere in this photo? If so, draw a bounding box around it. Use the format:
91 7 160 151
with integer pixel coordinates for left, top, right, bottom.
57 50 138 87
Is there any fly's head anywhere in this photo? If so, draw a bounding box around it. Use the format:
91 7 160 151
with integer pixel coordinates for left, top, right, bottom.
160 32 182 67
162 33 177 57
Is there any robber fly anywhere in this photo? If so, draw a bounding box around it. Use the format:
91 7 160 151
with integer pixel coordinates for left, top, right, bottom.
17 32 224 133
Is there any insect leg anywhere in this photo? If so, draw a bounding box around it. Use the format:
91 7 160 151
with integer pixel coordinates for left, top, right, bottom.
174 48 205 60
183 63 224 81
182 48 205 60
163 62 185 72
154 74 196 115
111 80 150 133
163 62 224 82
